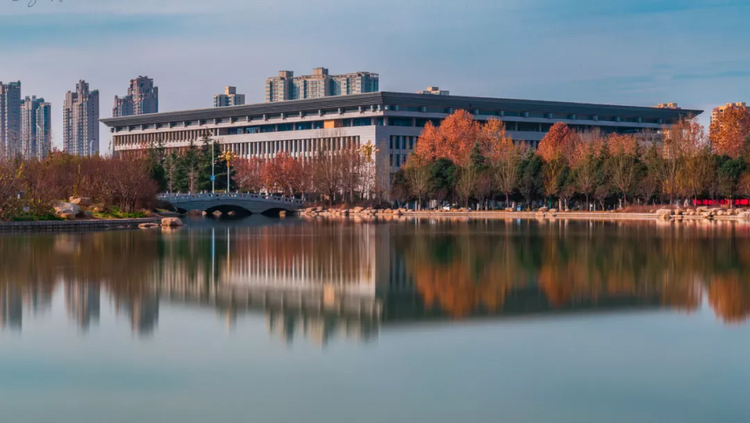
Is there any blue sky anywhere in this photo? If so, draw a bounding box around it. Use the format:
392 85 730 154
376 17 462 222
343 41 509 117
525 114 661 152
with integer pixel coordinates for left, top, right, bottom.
1 0 748 150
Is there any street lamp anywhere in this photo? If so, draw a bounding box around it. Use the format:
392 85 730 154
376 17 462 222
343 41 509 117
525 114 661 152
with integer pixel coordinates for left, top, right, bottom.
219 149 238 193
211 139 216 193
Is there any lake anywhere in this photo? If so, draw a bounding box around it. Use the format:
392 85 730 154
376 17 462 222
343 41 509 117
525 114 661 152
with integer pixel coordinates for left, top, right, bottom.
1 217 750 423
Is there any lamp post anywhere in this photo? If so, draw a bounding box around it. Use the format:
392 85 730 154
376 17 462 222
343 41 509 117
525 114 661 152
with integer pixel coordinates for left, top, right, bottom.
219 149 238 193
211 139 216 194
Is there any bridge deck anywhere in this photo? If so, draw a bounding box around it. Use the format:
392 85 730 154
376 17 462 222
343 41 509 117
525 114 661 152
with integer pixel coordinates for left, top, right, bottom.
159 193 304 213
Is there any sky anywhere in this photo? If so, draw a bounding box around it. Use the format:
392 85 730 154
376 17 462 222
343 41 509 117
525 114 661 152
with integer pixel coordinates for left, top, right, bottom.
1 0 749 151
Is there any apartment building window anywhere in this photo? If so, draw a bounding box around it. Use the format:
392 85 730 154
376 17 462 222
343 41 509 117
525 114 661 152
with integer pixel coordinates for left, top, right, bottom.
390 154 393 166
409 137 414 149
395 154 401 167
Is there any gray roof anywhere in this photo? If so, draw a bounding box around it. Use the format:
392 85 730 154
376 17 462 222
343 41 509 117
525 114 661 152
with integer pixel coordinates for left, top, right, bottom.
100 91 702 127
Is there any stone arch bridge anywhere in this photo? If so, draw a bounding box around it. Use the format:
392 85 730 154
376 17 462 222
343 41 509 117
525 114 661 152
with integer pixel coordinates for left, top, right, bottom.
159 193 304 215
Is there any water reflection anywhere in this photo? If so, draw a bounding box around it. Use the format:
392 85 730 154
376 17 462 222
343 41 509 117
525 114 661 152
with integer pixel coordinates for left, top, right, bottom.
1 218 750 341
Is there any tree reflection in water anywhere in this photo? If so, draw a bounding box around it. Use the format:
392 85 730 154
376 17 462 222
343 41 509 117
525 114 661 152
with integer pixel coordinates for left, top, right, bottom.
1 219 749 342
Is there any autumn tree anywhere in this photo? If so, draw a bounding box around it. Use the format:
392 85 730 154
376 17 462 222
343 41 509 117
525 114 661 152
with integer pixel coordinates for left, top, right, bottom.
569 129 605 210
606 133 639 205
234 156 264 193
487 120 525 205
658 117 704 203
537 122 574 206
403 153 432 210
709 105 750 159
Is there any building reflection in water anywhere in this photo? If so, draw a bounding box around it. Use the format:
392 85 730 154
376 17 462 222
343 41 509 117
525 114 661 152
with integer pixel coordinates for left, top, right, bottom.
1 218 750 340
65 280 100 331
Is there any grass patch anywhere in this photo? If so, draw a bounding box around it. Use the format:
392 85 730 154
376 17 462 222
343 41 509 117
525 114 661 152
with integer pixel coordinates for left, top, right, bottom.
12 213 64 222
92 206 147 219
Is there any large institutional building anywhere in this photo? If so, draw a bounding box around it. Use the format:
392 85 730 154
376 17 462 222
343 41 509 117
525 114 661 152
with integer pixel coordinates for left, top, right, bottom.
265 68 379 102
113 76 159 117
63 80 100 156
102 91 702 175
0 81 22 159
20 96 51 160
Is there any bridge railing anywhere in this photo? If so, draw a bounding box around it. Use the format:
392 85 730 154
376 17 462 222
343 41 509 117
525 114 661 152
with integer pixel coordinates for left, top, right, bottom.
158 193 304 205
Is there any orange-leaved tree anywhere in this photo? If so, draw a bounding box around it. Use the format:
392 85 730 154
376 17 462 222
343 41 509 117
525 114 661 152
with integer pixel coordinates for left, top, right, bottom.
537 122 574 205
413 110 481 167
234 156 264 193
709 105 750 159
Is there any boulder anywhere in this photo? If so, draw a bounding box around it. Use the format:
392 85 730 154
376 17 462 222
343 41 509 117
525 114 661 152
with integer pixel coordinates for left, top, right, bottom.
384 209 393 214
538 207 549 212
212 210 222 217
738 212 750 221
353 207 364 213
92 206 104 213
79 210 94 218
69 197 93 207
504 208 514 212
59 212 76 220
54 202 80 216
549 208 558 213
161 217 183 227
315 206 324 212
139 222 159 229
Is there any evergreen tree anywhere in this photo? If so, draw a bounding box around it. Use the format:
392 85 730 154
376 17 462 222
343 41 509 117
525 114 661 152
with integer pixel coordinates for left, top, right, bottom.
197 135 230 192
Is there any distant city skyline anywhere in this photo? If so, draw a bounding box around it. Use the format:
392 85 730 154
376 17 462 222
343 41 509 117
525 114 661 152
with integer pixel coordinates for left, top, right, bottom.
1 0 749 151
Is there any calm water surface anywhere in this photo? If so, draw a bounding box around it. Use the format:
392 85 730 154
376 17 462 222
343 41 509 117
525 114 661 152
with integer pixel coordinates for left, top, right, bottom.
1 217 750 423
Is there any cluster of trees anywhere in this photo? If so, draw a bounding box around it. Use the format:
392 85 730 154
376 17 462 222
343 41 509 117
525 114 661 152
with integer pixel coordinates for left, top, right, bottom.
395 106 750 210
0 153 158 220
144 135 388 205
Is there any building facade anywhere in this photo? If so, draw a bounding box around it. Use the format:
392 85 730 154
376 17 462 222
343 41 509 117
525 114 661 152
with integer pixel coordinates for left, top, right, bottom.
63 80 100 156
264 68 379 103
712 102 748 124
113 76 158 117
20 96 51 160
214 86 245 107
0 81 22 160
103 91 702 179
418 86 450 96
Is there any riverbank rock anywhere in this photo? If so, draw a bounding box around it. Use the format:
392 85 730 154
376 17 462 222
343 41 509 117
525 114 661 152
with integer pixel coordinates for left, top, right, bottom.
54 202 80 216
139 222 159 229
186 210 203 217
161 217 183 227
353 206 364 213
538 207 549 212
656 209 673 217
212 211 222 217
738 212 750 221
69 197 92 207
59 212 76 220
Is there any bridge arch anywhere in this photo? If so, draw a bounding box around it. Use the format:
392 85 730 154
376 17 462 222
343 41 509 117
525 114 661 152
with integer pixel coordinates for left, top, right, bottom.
204 204 253 218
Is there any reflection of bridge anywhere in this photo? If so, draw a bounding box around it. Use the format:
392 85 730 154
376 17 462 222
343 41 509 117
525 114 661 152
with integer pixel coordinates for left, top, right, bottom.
159 193 304 214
